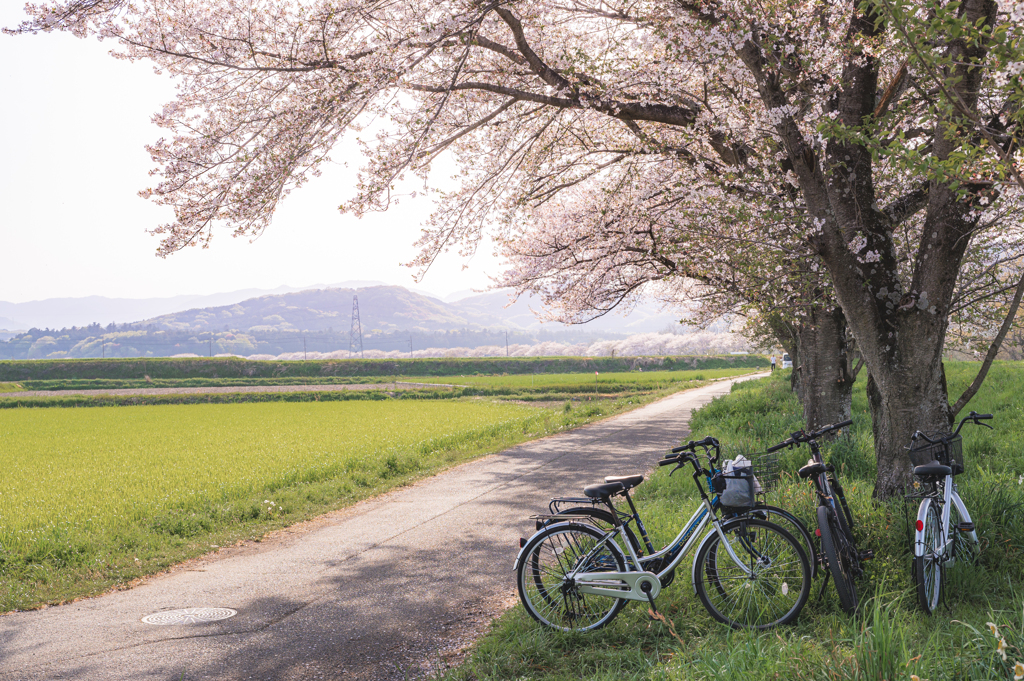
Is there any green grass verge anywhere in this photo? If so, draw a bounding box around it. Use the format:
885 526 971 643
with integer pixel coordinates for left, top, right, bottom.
0 382 23 393
443 362 1024 681
0 354 765 382
0 385 683 613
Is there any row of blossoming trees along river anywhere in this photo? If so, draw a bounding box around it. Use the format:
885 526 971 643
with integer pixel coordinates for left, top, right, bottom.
9 0 1024 498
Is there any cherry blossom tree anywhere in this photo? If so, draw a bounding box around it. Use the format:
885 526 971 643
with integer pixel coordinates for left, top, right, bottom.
10 0 1024 497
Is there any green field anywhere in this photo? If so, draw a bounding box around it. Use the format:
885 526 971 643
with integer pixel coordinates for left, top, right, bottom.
0 384 685 611
444 362 1024 681
0 354 765 382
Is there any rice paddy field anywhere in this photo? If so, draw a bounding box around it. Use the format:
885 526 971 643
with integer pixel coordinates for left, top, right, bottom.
442 361 1024 681
0 397 651 612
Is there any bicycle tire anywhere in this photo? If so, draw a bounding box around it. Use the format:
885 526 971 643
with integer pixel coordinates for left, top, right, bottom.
915 501 942 614
830 477 856 537
517 523 628 632
817 505 858 615
694 518 811 629
745 504 818 580
544 507 643 556
948 498 980 566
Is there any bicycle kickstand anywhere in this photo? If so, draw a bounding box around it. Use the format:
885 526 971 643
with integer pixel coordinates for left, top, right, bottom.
817 568 831 602
641 581 659 617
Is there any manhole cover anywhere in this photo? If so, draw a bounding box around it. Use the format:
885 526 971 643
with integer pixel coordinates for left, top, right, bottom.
142 607 237 625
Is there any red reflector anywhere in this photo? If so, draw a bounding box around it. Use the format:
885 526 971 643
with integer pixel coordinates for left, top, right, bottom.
519 537 527 548
814 528 821 537
915 520 924 532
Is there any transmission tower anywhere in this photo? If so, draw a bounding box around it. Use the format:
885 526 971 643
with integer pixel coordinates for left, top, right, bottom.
349 295 364 358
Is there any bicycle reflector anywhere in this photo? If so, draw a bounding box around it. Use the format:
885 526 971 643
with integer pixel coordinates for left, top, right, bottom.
916 520 924 532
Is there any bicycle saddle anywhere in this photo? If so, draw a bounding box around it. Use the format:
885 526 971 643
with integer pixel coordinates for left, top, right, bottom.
583 481 625 499
913 460 952 479
603 474 644 490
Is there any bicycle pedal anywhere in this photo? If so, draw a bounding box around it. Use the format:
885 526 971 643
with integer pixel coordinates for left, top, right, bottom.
858 549 874 561
956 522 975 533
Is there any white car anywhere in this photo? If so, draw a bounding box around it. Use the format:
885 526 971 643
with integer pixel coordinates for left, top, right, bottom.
781 353 792 369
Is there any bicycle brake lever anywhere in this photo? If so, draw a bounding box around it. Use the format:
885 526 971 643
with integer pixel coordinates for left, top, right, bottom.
669 462 685 477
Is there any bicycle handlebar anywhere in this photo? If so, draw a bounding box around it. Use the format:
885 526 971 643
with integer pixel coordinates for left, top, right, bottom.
662 436 720 469
910 411 994 444
766 419 854 452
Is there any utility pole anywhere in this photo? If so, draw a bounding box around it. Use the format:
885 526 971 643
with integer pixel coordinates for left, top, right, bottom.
409 332 413 354
101 343 105 359
349 295 364 359
303 336 307 361
209 339 212 357
505 330 509 357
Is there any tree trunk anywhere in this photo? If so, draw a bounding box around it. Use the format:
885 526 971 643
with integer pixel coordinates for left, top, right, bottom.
796 307 854 431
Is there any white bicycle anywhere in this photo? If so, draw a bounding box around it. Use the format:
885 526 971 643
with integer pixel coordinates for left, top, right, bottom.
908 411 990 614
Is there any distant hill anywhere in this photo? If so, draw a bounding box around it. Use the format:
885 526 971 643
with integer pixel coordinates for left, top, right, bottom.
134 285 687 335
140 286 472 333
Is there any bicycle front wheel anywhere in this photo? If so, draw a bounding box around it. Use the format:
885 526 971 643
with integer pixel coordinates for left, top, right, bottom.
916 501 942 614
694 518 811 629
817 505 858 615
948 498 980 566
517 523 628 632
746 504 818 580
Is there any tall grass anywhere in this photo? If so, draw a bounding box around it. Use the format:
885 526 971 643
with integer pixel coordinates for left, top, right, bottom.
442 362 1024 681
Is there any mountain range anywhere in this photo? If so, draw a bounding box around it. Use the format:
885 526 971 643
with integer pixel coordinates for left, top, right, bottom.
1 283 691 337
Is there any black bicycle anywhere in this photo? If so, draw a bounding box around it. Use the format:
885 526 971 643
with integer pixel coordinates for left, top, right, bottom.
768 420 871 614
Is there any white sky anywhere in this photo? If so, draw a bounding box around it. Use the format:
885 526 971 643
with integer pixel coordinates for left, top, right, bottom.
0 8 500 304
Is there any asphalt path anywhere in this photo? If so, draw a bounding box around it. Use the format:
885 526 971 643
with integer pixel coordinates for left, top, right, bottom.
0 374 766 681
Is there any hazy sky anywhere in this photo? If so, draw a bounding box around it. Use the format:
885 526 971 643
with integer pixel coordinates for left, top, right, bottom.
0 7 500 304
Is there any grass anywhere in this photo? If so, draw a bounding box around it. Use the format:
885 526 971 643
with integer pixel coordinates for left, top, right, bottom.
441 361 1024 681
0 382 22 392
0 368 759 409
0 382 688 612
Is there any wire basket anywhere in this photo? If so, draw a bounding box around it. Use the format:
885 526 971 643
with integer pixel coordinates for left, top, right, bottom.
908 432 963 471
750 450 781 493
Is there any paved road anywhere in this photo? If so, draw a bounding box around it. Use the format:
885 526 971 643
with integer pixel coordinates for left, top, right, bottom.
0 375 765 681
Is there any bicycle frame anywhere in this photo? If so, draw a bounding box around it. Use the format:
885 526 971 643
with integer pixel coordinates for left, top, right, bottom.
564 457 755 603
912 474 977 562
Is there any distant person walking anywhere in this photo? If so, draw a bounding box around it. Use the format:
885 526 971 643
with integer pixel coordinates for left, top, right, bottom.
770 355 777 372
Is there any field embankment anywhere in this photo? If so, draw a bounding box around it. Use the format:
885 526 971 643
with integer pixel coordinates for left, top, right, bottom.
443 361 1024 681
0 354 764 383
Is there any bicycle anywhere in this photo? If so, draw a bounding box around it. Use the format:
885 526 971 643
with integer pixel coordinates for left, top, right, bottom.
538 448 818 582
514 436 812 632
767 419 871 615
907 411 990 614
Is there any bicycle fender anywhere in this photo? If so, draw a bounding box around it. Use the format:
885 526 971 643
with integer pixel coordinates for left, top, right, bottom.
914 498 934 558
690 527 721 594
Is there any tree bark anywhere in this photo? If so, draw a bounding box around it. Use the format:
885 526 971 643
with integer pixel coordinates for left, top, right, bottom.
795 307 854 431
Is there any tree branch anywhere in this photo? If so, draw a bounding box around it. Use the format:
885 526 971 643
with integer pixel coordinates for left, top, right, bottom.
951 270 1024 416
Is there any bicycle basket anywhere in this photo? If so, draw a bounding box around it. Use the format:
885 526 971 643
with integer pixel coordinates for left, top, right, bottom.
908 432 963 470
750 451 781 493
713 457 761 510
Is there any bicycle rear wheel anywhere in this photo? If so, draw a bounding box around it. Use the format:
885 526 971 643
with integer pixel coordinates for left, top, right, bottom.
694 518 811 629
817 505 858 615
948 498 980 566
915 501 942 614
517 523 627 632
